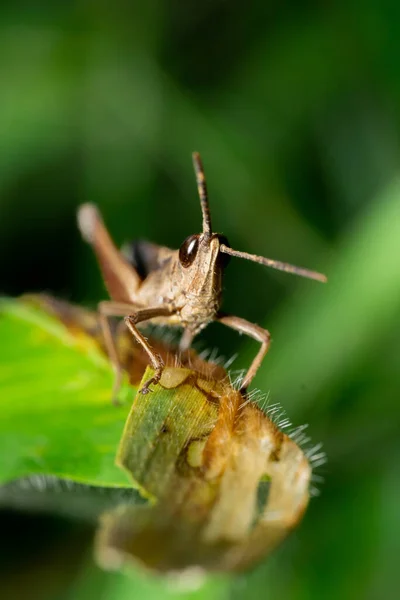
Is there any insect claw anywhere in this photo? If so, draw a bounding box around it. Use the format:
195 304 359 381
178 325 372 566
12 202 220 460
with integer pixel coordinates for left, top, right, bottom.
239 385 248 397
140 376 159 394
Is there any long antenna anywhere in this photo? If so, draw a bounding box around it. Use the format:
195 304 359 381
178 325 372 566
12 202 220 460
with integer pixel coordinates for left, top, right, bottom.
220 245 327 283
192 151 212 238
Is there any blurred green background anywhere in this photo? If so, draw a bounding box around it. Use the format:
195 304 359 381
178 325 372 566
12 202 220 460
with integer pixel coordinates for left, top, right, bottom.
1 1 400 599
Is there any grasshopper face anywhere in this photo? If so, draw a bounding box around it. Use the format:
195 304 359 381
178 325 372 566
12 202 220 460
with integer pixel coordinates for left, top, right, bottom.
176 232 231 330
178 232 230 297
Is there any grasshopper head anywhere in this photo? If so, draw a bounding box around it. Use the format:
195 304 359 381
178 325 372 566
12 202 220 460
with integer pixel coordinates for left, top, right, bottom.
176 229 231 314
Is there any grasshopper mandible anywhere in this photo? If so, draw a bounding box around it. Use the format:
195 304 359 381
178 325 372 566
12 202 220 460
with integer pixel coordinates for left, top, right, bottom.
78 152 327 400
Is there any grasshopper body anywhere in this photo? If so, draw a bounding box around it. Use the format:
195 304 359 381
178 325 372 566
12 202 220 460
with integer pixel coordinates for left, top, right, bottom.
78 153 326 399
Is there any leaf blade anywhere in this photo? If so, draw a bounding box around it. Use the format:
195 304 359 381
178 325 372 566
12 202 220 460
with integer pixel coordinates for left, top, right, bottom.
0 298 133 487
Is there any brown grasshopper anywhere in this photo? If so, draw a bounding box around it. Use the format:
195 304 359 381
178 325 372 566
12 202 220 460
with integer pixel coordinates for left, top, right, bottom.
78 152 326 400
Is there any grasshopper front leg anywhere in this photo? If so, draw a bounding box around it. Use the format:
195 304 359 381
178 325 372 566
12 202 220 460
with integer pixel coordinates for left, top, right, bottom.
216 313 271 392
124 306 175 394
99 301 174 402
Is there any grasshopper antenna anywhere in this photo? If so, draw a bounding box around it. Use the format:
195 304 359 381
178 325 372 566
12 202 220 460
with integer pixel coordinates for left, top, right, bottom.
219 245 327 283
192 151 212 238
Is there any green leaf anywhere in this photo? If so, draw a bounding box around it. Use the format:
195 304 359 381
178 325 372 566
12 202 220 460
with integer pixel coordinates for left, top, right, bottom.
0 297 133 487
0 295 313 580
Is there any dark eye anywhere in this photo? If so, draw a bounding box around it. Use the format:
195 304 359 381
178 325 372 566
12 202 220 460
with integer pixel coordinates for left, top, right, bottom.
179 234 200 268
217 234 231 268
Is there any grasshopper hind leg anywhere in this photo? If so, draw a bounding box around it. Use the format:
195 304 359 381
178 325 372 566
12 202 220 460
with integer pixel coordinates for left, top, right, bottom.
98 301 134 405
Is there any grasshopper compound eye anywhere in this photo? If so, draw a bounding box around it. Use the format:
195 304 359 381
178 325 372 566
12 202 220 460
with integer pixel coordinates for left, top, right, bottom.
179 234 200 268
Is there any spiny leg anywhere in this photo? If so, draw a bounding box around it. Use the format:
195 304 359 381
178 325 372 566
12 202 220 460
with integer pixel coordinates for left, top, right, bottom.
216 313 271 392
99 301 140 405
124 306 174 394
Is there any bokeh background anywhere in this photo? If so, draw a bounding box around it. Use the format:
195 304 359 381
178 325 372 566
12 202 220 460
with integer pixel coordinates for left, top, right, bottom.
1 1 400 599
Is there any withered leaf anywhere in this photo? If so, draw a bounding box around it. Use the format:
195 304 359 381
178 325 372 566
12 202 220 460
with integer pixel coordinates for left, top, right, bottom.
97 367 311 573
